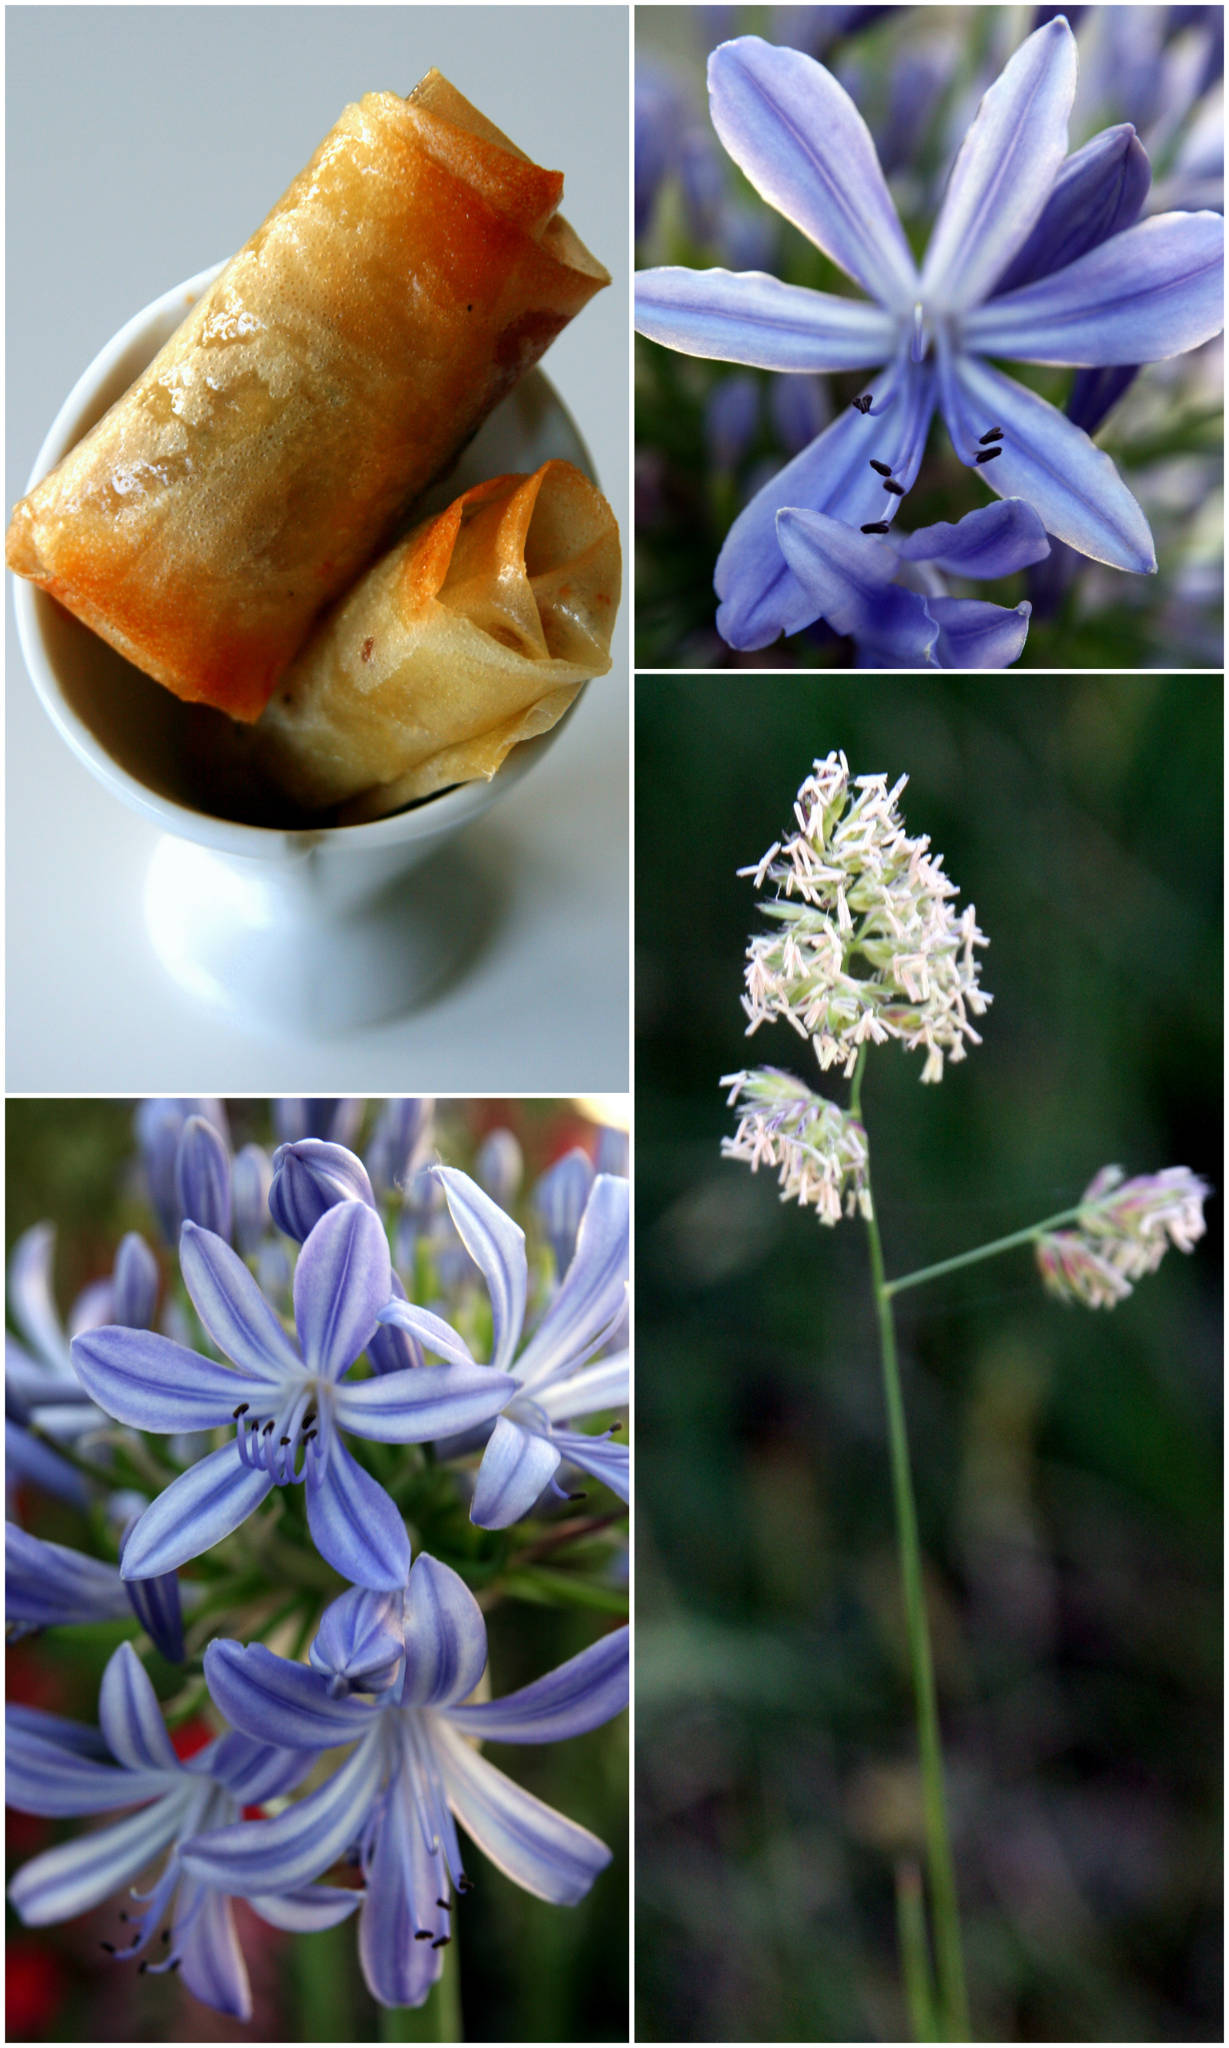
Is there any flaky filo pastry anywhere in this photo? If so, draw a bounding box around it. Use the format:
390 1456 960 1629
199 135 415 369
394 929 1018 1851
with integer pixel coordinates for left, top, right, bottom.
6 74 608 722
252 459 620 821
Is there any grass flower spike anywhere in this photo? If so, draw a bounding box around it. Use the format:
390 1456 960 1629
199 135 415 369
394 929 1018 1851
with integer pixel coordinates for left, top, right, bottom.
722 1069 870 1224
741 750 990 1083
1037 1164 1210 1307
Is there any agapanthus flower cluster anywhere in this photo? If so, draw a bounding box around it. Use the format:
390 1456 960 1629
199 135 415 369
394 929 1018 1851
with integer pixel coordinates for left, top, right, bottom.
1037 1164 1210 1308
740 750 990 1084
721 1068 871 1224
5 1099 629 2024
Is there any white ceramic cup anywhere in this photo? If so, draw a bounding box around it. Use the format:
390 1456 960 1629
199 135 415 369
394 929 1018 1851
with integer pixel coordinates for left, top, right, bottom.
12 263 598 1032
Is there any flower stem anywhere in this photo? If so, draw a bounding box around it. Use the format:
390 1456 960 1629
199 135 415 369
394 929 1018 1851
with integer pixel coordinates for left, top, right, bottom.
854 1056 969 2040
884 1203 1086 1298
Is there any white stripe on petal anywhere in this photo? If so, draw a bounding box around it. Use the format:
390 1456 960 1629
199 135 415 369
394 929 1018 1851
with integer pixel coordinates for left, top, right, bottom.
433 1718 613 1906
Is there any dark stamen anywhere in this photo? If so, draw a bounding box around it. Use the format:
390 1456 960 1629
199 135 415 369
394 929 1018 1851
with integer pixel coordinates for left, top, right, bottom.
303 1429 318 1444
975 447 1002 464
882 479 906 496
431 1935 452 1949
118 1912 129 1923
280 1436 292 1445
262 1420 276 1435
161 1930 171 1944
458 1875 474 1893
568 1491 587 1502
414 1930 435 1941
169 1957 183 1973
139 1961 149 1975
303 1411 317 1428
232 1403 249 1419
853 393 874 415
869 458 892 477
979 427 1003 445
436 1899 451 1911
860 521 891 534
100 1941 117 1954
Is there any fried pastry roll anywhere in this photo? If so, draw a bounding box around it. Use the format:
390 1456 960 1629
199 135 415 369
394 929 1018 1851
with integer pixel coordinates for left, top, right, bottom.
6 74 608 721
253 459 620 820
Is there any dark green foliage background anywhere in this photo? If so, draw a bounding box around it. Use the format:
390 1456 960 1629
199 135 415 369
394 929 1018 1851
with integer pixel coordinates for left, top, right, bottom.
5 1099 627 2045
635 676 1221 2041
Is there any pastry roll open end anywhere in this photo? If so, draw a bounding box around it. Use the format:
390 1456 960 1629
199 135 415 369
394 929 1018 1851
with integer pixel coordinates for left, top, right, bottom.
253 459 621 822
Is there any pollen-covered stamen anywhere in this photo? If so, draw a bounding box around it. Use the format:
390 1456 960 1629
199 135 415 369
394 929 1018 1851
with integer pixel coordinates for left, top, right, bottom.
852 392 874 415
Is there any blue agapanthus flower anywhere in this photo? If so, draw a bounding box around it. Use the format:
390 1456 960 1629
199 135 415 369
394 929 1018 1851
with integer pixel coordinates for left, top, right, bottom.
635 18 1225 650
378 1167 630 1530
181 1554 629 2010
6 1642 358 2021
70 1201 516 1590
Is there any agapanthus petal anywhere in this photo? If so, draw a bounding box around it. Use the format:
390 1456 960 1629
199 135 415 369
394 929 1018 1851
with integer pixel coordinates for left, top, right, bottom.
231 1144 274 1258
5 1523 130 1631
333 1362 514 1442
70 1326 255 1433
895 498 1050 578
204 1639 379 1749
111 1233 159 1330
433 1719 612 1906
928 595 1033 669
201 1730 314 1804
715 355 935 647
434 1169 527 1375
9 1794 187 1924
119 1441 275 1580
310 1587 406 1697
471 1417 563 1530
938 350 1157 571
635 265 896 370
965 211 1225 365
4 1417 88 1505
305 1430 411 1590
6 1721 171 1816
708 37 917 309
172 1878 252 2022
534 1352 630 1422
400 1554 489 1708
98 1641 181 1774
375 1298 477 1370
550 1427 630 1505
921 16 1077 313
775 508 940 662
367 1271 423 1377
991 122 1151 294
182 1732 384 1895
293 1201 390 1380
248 1884 363 1932
124 1566 186 1665
7 1703 110 1758
515 1176 630 1395
357 1773 446 2007
8 1223 68 1370
447 1625 629 1745
179 1222 303 1383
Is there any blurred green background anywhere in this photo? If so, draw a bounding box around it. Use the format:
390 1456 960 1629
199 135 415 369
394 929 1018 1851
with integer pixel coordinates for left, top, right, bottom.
635 677 1221 2041
5 1098 627 2045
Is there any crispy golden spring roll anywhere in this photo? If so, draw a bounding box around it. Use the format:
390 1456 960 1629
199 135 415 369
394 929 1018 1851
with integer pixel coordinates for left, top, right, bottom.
253 459 620 821
6 75 608 722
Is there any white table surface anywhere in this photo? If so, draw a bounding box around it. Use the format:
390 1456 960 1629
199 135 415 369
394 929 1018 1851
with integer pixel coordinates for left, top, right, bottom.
5 4 630 1094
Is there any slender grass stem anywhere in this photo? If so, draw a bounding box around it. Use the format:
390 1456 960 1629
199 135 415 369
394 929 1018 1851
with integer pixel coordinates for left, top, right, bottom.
884 1204 1086 1297
853 1054 969 2040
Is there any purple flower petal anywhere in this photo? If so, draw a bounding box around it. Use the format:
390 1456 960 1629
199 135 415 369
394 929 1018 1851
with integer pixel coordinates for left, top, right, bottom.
172 1879 252 2022
471 1418 563 1531
6 1719 171 1816
124 1566 187 1666
966 211 1225 365
175 1116 233 1241
516 1176 630 1395
550 1427 630 1505
248 1884 363 1933
635 265 896 370
310 1588 406 1698
119 1442 275 1580
928 595 1033 669
991 123 1151 295
357 1772 446 2007
434 1169 527 1374
922 17 1077 313
70 1326 257 1433
5 1523 130 1632
182 1732 384 1895
293 1202 390 1381
937 351 1156 570
179 1223 302 1383
400 1554 489 1708
269 1140 376 1244
534 1352 630 1422
98 1642 181 1774
305 1430 411 1590
8 1223 68 1369
111 1233 159 1330
4 1417 88 1506
715 354 935 648
895 498 1050 578
204 1639 379 1749
433 1719 613 1906
708 37 917 309
202 1731 314 1804
9 1795 186 1924
447 1625 629 1745
333 1362 514 1442
375 1298 477 1370
775 508 941 663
